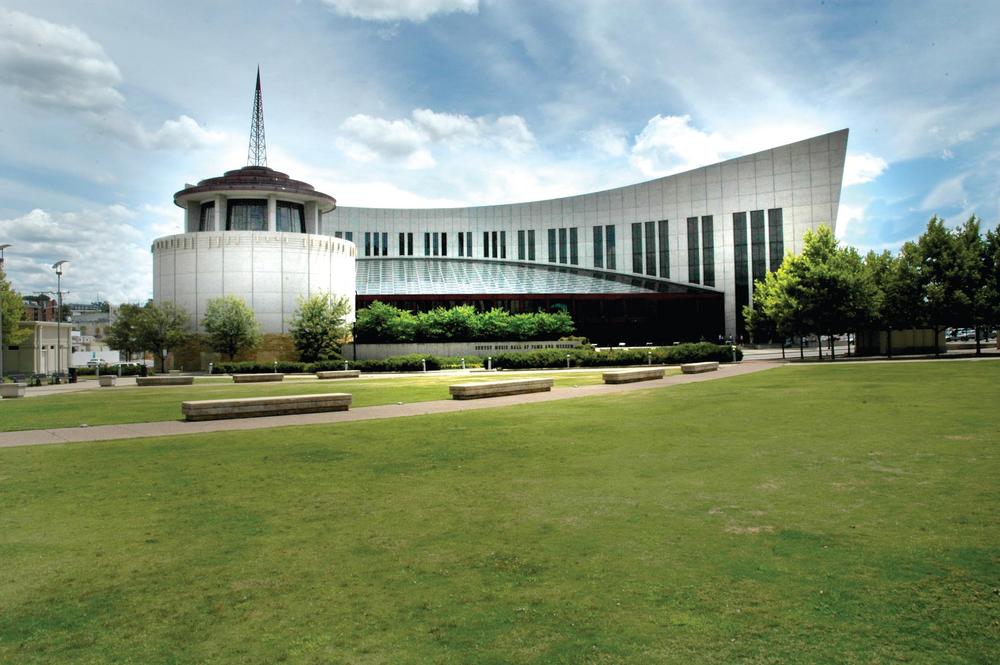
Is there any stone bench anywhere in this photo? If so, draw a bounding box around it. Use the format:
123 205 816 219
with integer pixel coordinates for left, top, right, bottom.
136 376 194 386
681 361 719 374
98 375 116 387
232 373 284 383
316 370 360 380
0 383 27 398
602 367 666 384
449 378 553 400
182 393 352 421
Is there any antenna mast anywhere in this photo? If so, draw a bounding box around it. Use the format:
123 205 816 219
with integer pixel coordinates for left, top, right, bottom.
247 67 267 167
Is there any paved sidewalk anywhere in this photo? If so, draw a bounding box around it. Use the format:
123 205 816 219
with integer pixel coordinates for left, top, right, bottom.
0 361 778 449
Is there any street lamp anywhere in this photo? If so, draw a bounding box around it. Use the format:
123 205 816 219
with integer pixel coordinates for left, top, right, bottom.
52 260 68 378
0 244 10 381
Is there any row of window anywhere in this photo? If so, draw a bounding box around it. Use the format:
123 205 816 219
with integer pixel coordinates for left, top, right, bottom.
734 208 785 335
199 200 306 233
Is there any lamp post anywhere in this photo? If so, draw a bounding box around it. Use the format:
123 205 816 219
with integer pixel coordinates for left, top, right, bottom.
52 260 68 379
0 244 10 381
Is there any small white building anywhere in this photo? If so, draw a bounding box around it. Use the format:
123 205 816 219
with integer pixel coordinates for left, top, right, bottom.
1 321 73 376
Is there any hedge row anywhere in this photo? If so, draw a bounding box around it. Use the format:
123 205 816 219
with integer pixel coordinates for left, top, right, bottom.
212 344 739 374
74 364 146 376
491 343 741 370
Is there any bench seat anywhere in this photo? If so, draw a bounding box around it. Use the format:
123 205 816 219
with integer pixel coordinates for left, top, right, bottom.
602 367 666 384
98 375 116 387
0 383 27 398
680 361 719 374
182 393 352 421
136 376 194 386
316 370 360 380
449 378 553 400
232 373 284 383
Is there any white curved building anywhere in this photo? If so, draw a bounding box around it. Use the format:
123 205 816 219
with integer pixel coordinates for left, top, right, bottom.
151 73 847 342
152 166 356 333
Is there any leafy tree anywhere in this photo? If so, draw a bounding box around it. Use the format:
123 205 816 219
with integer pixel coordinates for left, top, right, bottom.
1 265 30 355
951 216 992 354
137 301 191 372
202 296 261 361
915 216 961 357
985 226 1000 335
105 303 145 361
289 293 351 362
354 301 404 343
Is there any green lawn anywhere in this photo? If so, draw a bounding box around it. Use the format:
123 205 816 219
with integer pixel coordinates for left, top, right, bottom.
0 370 621 432
0 361 997 663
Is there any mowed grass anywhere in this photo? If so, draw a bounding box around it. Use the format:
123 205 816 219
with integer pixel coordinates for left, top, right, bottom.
0 361 997 664
0 370 622 432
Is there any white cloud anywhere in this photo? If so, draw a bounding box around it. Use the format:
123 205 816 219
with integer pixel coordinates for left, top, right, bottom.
337 108 535 167
584 125 628 157
843 153 888 187
0 9 223 152
920 175 967 212
629 115 735 177
0 8 123 112
835 203 865 238
319 0 478 22
0 206 154 303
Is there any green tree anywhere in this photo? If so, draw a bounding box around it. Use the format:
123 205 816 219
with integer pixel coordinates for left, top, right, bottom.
354 301 404 343
202 296 262 361
105 303 145 361
985 226 1000 335
289 293 351 362
951 216 992 355
137 301 191 372
915 216 960 357
1 266 30 359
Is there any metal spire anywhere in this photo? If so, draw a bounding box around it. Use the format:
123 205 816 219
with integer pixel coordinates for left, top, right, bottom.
247 66 267 167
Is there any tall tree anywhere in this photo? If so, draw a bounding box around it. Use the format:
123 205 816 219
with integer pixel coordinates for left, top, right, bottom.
1 266 30 361
915 216 960 357
202 296 262 361
951 216 991 355
289 293 351 362
105 303 145 361
137 301 190 372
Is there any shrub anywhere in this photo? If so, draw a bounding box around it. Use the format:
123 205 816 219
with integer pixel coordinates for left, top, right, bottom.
354 302 575 343
215 360 309 374
75 364 145 377
492 343 741 370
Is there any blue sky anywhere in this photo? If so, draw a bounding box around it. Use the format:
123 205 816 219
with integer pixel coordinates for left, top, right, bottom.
0 0 997 303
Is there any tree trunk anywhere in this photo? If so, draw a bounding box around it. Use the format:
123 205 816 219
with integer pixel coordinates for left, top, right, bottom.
887 328 892 359
781 340 786 360
934 326 940 357
799 337 804 360
830 333 836 361
975 326 982 356
817 334 823 360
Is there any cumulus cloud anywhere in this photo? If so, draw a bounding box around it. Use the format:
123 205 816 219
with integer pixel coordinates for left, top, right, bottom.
0 205 154 303
0 8 123 111
629 115 735 176
0 9 224 151
337 108 535 167
843 153 888 187
835 203 866 237
319 0 478 22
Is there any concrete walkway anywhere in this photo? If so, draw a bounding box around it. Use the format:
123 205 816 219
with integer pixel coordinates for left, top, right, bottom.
0 361 778 449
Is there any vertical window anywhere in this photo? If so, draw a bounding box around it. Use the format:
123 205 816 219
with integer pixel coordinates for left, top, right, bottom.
484 231 490 258
373 231 381 256
644 221 656 276
364 232 372 257
407 232 413 256
605 225 616 270
687 217 700 283
441 233 447 257
459 232 465 257
593 226 604 268
432 232 439 256
631 222 643 273
702 215 715 287
518 230 526 260
569 227 578 265
226 199 267 231
345 231 353 243
398 232 405 256
548 228 557 262
500 231 506 259
199 202 215 231
657 220 669 278
492 231 498 259
466 232 472 257
382 232 388 256
528 230 536 261
558 228 568 264
734 212 749 337
277 202 305 233
750 209 766 284
768 208 784 271
425 232 431 256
